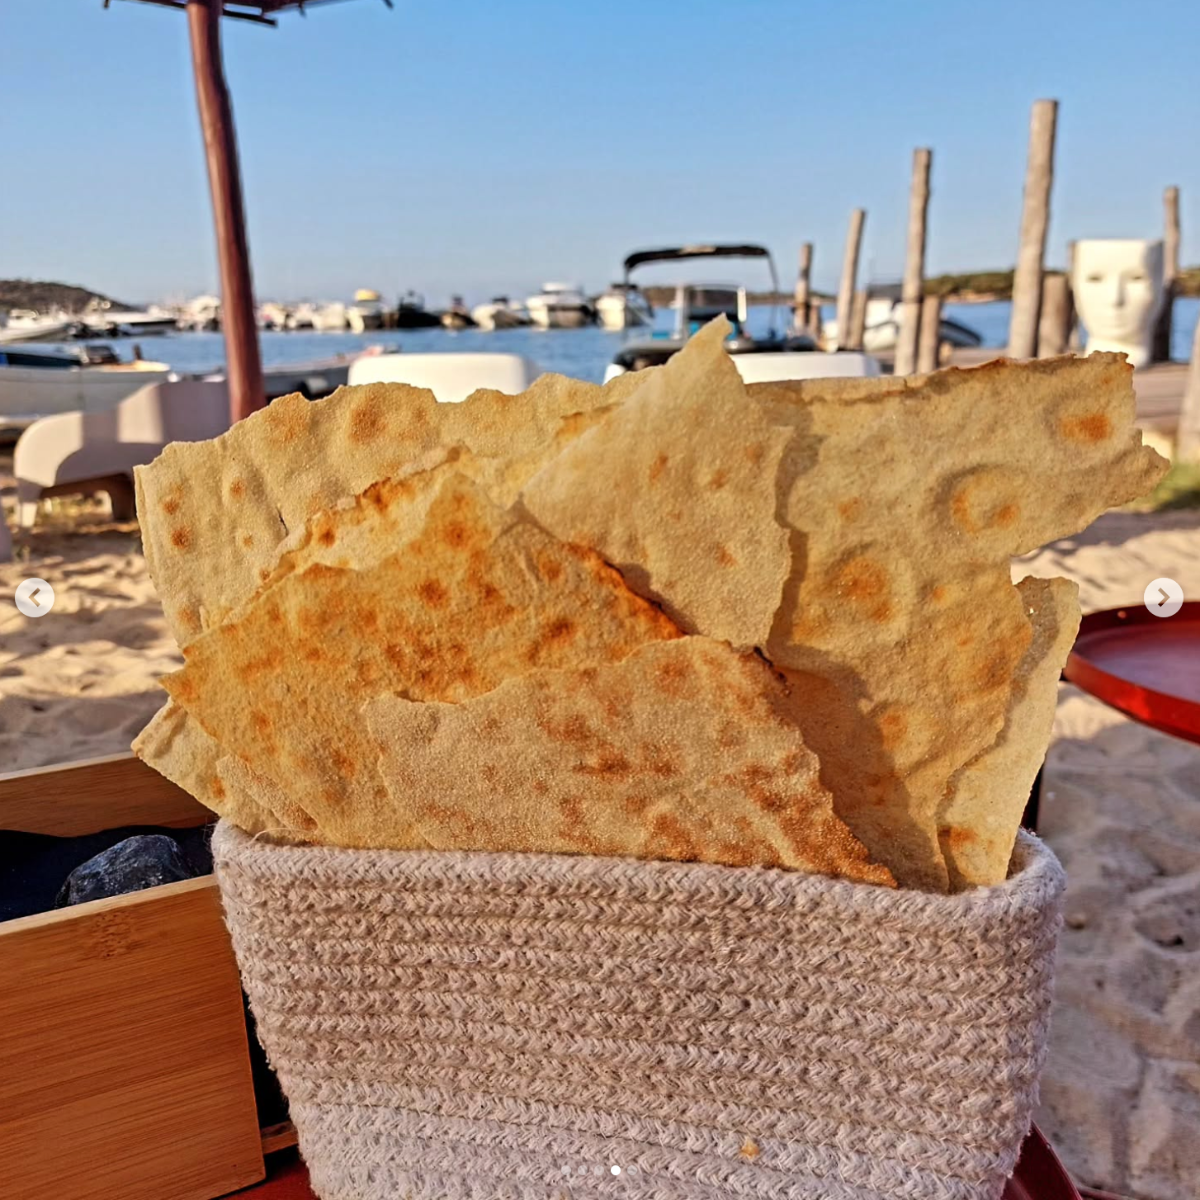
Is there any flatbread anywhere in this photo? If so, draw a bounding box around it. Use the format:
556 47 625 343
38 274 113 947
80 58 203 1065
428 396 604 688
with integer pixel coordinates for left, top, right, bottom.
131 700 274 835
937 575 1080 889
367 637 894 886
162 474 680 848
522 317 793 649
135 370 642 649
751 353 1165 889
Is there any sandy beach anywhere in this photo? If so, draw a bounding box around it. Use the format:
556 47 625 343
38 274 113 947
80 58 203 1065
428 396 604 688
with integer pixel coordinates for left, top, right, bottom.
2 455 1200 1197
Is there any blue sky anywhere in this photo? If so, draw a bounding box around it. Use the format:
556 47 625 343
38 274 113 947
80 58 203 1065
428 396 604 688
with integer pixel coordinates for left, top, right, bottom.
2 1 1197 305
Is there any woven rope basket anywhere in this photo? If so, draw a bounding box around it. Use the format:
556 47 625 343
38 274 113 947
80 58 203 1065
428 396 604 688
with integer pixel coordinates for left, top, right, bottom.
213 822 1065 1200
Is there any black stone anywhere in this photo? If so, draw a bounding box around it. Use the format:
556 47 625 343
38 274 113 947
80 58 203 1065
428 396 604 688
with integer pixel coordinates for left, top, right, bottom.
0 824 214 922
54 834 197 908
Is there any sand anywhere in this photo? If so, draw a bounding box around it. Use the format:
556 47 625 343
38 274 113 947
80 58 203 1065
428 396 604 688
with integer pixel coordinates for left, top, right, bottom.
3 455 1200 1196
1016 510 1200 1200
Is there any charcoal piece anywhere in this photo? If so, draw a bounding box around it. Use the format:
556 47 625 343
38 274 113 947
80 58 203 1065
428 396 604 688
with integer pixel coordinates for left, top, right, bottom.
55 834 195 908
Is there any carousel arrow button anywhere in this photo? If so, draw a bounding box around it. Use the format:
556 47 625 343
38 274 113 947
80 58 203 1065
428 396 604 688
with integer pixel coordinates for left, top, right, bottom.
1144 577 1183 618
15 578 56 618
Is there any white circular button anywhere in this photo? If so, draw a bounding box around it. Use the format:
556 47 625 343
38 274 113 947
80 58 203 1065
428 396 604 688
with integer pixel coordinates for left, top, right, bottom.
15 578 55 618
1144 577 1183 619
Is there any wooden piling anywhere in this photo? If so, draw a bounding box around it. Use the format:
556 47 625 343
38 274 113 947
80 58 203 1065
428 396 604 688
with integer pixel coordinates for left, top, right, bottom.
836 210 866 350
916 294 942 373
809 298 824 339
793 242 812 334
1152 186 1180 362
1037 273 1073 357
1008 99 1058 359
894 148 932 375
848 289 869 352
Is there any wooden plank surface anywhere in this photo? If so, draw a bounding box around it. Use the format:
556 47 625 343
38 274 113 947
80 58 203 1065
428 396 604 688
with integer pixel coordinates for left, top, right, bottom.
0 752 208 835
0 876 264 1200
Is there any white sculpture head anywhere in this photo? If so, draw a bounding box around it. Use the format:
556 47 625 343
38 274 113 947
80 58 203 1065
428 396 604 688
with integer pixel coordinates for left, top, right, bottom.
1072 239 1164 369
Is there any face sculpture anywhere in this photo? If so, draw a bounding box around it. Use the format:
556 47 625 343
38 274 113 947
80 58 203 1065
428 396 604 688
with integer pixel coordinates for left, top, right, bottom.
1072 239 1164 369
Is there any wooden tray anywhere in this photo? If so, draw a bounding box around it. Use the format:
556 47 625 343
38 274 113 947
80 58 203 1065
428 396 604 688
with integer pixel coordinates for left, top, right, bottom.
0 753 293 1200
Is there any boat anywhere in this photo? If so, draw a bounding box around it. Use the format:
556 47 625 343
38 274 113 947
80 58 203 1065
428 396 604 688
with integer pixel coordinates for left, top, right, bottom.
178 294 221 332
0 343 173 433
471 296 530 330
525 283 593 329
258 301 289 330
821 292 982 356
441 296 476 331
347 289 387 333
394 291 442 329
285 302 318 331
0 310 77 344
80 301 178 337
602 244 822 380
311 303 349 332
594 282 653 330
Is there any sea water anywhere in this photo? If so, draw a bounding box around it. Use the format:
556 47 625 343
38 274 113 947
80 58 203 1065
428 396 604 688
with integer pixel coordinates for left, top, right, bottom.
44 297 1200 386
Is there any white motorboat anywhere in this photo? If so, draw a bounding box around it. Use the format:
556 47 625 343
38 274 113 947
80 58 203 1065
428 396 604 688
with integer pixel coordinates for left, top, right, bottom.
525 283 593 329
312 302 349 332
0 310 76 344
179 294 221 331
820 293 982 355
81 301 178 336
594 282 653 330
0 344 172 432
600 243 882 384
471 297 530 330
347 289 387 333
285 302 318 331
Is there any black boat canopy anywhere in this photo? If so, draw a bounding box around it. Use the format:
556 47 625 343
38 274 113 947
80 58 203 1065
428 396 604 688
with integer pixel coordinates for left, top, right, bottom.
623 244 772 273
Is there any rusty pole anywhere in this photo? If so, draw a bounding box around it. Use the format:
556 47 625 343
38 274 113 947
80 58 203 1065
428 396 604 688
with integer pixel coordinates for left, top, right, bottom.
187 0 264 423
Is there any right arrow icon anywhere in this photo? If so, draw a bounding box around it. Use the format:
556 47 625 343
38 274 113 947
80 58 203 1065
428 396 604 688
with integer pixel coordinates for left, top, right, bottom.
1144 578 1183 619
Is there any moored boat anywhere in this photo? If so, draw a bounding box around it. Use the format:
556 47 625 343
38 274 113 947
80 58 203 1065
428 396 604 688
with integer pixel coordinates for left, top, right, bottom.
525 283 593 329
441 295 476 330
347 289 387 333
594 282 653 330
394 291 442 329
471 296 530 330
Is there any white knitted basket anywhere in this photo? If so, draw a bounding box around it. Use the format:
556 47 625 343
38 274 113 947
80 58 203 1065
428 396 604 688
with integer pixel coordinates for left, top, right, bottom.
213 823 1065 1200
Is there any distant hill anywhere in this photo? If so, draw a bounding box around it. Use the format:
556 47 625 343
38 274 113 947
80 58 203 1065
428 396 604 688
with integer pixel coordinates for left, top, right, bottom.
0 279 128 314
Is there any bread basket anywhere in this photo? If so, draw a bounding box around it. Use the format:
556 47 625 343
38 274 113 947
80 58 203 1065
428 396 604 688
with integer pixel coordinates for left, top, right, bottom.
213 822 1064 1200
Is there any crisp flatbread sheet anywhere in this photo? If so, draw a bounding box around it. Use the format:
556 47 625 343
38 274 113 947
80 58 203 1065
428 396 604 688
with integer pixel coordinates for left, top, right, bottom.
522 317 793 649
135 370 641 649
750 353 1165 889
937 575 1080 889
132 700 274 835
162 474 680 848
367 637 894 886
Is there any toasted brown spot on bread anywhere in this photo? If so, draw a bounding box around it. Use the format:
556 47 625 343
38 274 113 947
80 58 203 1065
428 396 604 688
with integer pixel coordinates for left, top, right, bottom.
1059 412 1112 444
649 452 669 483
170 527 192 550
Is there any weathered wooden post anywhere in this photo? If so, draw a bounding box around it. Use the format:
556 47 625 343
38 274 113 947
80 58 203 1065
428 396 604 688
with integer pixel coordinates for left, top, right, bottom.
894 148 932 375
848 289 869 351
1180 316 1200 461
1152 186 1180 361
793 242 812 335
1008 99 1058 359
916 294 942 372
835 210 866 349
1037 273 1073 357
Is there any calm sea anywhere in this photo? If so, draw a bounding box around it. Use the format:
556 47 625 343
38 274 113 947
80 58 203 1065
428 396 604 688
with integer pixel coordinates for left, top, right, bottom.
48 297 1200 386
